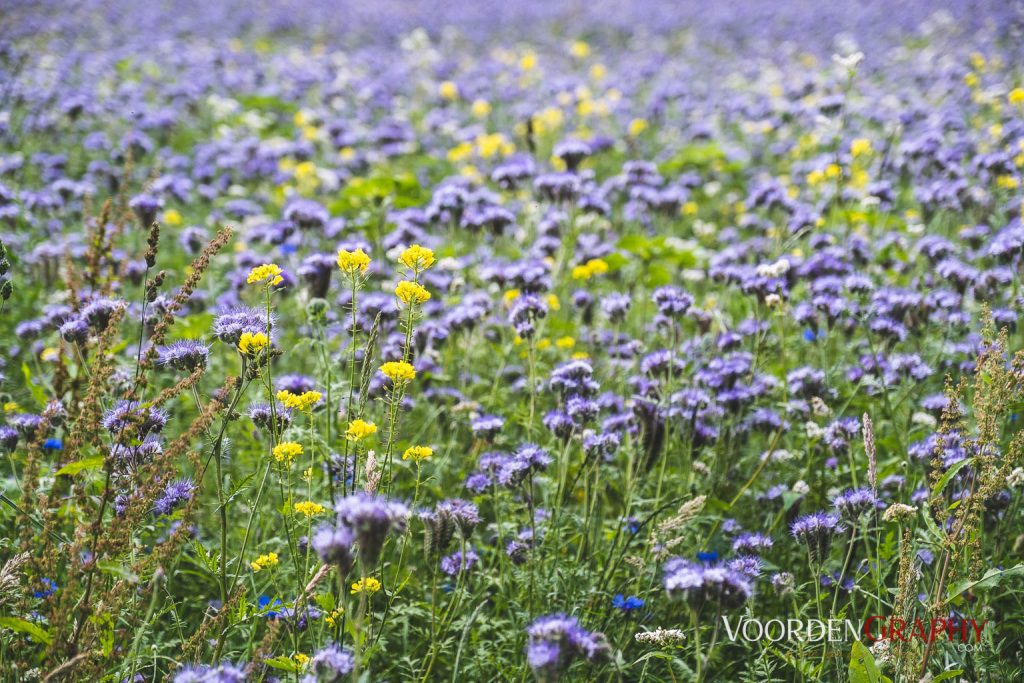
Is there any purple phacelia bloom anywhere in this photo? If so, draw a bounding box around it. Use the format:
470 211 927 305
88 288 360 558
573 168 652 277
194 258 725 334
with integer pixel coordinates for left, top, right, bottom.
526 614 609 679
156 339 210 372
663 558 752 610
440 548 479 576
791 511 844 563
154 478 195 516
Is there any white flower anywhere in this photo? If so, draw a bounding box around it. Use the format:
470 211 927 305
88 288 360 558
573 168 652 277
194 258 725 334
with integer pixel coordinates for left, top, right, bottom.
792 480 810 495
806 421 825 439
1008 467 1024 488
911 412 937 428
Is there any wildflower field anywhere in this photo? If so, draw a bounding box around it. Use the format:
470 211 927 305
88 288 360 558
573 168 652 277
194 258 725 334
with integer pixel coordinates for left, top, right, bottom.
4 1 1024 681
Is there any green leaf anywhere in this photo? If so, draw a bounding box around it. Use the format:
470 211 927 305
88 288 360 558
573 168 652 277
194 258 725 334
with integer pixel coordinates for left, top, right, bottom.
932 457 971 496
55 457 105 476
848 640 882 683
931 670 964 683
0 616 53 644
921 502 946 544
21 362 49 407
946 564 1024 603
263 656 300 672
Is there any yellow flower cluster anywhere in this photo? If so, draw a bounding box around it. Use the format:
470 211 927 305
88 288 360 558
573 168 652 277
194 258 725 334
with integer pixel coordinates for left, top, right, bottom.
345 419 377 441
402 445 433 462
273 441 303 463
276 390 322 411
337 248 371 276
350 577 382 594
850 138 872 157
238 331 268 355
398 244 435 272
247 263 284 286
395 280 431 304
294 501 326 517
379 361 416 383
571 258 610 280
324 607 344 628
250 552 279 572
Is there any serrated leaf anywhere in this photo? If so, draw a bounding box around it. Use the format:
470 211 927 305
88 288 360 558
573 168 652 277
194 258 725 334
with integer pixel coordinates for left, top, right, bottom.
55 457 105 476
0 616 53 644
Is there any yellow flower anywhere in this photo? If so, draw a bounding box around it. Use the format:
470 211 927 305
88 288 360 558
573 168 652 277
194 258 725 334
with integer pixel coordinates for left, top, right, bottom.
276 390 322 411
238 331 269 355
589 63 607 81
337 248 371 276
395 280 431 305
345 419 378 441
324 608 344 627
439 80 459 100
569 40 590 59
471 99 491 118
447 141 473 163
682 201 698 216
1010 88 1024 105
571 258 610 280
250 551 279 572
627 118 648 137
504 289 521 303
294 501 326 517
351 577 382 594
555 336 575 349
519 52 537 71
402 445 433 462
161 209 182 226
398 244 435 272
293 653 309 668
3 402 19 412
850 138 872 157
247 263 284 286
379 361 416 383
546 294 561 311
273 442 303 463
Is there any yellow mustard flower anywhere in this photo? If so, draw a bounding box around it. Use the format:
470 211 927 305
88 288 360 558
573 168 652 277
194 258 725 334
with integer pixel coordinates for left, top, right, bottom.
471 99 491 118
555 336 575 349
273 442 303 463
351 577 382 594
324 608 344 627
293 653 309 668
627 118 648 137
1010 87 1024 105
250 552 279 572
571 258 610 280
337 248 371 276
294 501 326 517
345 419 377 441
276 390 322 411
247 263 284 286
238 331 268 355
379 361 416 383
569 40 590 59
398 244 435 272
161 209 182 226
402 445 433 462
850 138 872 157
439 81 459 100
395 280 431 304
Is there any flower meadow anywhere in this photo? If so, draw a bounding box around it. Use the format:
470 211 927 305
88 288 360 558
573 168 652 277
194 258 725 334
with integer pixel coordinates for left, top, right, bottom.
4 1 1024 681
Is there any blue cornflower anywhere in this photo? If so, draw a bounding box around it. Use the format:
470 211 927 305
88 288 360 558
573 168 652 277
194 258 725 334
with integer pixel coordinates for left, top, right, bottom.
34 577 57 598
612 594 645 611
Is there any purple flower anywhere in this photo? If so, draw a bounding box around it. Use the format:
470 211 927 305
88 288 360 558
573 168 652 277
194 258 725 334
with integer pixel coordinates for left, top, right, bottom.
156 339 210 372
154 478 195 516
526 614 609 679
663 558 752 610
334 493 410 566
791 511 843 563
303 643 354 682
440 548 479 576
